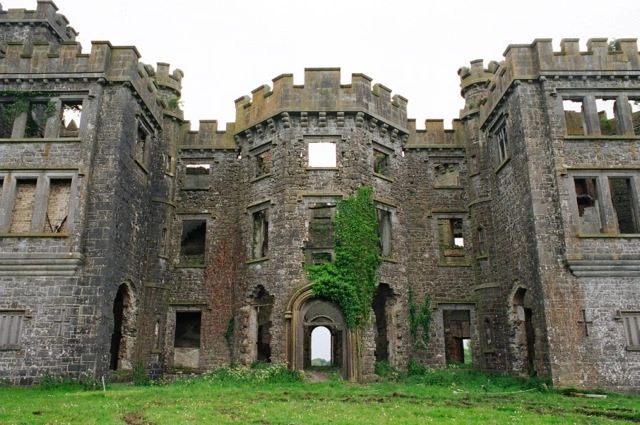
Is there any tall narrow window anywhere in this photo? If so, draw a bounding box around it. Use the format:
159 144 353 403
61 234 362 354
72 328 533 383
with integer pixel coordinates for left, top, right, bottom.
180 219 206 266
476 226 486 256
251 210 269 259
0 103 13 138
135 124 148 165
10 178 37 233
595 98 618 135
574 178 602 233
59 101 82 138
174 311 201 369
609 177 638 234
44 179 71 233
377 209 392 257
496 125 508 163
563 99 586 136
621 312 640 351
25 102 47 138
306 202 335 263
631 99 640 136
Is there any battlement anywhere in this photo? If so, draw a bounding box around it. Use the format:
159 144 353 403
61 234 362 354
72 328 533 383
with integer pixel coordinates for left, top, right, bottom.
181 120 236 150
234 68 408 133
0 39 184 125
474 38 640 125
405 119 463 148
0 1 77 41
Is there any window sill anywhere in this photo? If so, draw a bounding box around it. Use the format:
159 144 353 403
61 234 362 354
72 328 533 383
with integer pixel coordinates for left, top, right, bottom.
373 172 394 183
133 158 149 175
565 135 640 141
246 257 270 264
251 173 272 183
306 167 338 171
493 157 510 174
577 233 640 239
0 232 68 238
175 264 205 269
0 345 21 351
434 185 464 190
475 255 489 261
181 186 210 191
0 137 82 143
626 346 640 352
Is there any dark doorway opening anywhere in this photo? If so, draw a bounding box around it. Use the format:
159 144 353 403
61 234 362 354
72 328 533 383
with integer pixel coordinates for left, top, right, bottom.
109 285 126 370
252 285 274 363
372 284 393 363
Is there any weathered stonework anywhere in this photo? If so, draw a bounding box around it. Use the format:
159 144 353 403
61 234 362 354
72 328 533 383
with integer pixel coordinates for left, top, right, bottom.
0 2 638 393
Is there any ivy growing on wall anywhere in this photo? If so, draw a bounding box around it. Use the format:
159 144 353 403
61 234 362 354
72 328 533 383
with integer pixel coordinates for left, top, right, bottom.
408 290 432 348
306 186 382 328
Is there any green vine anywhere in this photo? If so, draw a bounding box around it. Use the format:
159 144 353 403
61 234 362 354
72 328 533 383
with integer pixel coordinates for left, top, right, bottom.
0 90 57 122
408 290 432 349
306 186 382 328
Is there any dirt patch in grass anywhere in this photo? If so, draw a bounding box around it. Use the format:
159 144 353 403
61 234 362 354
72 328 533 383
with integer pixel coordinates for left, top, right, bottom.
123 411 155 425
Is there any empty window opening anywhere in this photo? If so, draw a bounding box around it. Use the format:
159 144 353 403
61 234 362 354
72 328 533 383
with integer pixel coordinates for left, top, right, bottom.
563 99 586 136
373 150 390 175
251 210 269 259
45 179 71 233
185 164 210 189
621 312 640 350
631 99 640 136
443 310 471 365
174 312 201 348
484 318 493 347
377 209 392 257
439 218 464 256
59 102 81 137
0 103 13 138
135 124 148 164
109 284 136 371
574 178 602 233
434 163 460 187
373 284 393 363
25 102 47 138
609 177 638 233
306 202 335 263
311 326 332 366
308 142 336 168
154 320 161 350
180 219 206 265
10 178 37 233
596 98 618 135
0 311 24 347
496 125 508 163
256 150 272 176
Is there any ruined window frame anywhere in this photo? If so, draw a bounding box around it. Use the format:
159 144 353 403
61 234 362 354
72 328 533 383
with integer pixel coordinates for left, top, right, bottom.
303 196 339 264
562 97 587 136
561 93 640 137
58 99 83 138
0 102 15 138
372 147 391 177
608 176 640 234
495 124 509 165
375 204 394 259
183 163 211 191
251 208 269 260
0 310 25 349
568 171 640 236
254 147 273 179
178 216 208 267
306 137 338 169
134 120 152 170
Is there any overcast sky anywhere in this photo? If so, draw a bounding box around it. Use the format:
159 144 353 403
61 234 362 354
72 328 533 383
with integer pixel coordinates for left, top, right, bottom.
2 0 639 129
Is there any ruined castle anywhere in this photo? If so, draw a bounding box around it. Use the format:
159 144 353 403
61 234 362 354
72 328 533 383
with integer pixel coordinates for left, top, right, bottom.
0 1 639 392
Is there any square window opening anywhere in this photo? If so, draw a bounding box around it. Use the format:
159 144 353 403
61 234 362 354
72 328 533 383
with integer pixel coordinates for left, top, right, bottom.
180 219 206 265
174 312 201 348
185 164 210 189
25 102 47 138
440 218 465 257
256 150 272 177
609 177 638 234
373 150 390 175
59 102 82 137
308 142 336 168
563 99 586 136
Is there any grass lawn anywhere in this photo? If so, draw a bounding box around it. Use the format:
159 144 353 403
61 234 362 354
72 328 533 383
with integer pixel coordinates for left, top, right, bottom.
0 367 638 424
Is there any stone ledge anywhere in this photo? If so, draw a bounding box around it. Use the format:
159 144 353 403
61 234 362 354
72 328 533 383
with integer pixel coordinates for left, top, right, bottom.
568 259 640 277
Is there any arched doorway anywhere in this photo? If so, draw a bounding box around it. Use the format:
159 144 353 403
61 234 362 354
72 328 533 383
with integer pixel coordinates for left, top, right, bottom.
109 283 137 370
285 284 360 380
510 287 535 376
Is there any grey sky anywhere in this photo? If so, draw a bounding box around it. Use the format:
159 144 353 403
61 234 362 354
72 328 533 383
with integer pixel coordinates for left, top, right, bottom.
2 0 638 129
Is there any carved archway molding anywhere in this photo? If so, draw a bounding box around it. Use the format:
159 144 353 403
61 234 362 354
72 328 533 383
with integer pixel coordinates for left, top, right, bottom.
284 283 361 381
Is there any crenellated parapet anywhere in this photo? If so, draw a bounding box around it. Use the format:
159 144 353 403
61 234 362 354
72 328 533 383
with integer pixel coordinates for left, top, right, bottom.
466 38 640 126
0 39 183 125
234 68 408 134
405 119 463 149
180 120 236 150
0 0 77 41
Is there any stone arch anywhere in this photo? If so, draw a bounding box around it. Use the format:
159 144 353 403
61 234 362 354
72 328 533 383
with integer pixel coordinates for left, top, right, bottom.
109 281 138 370
509 285 535 376
285 284 360 381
